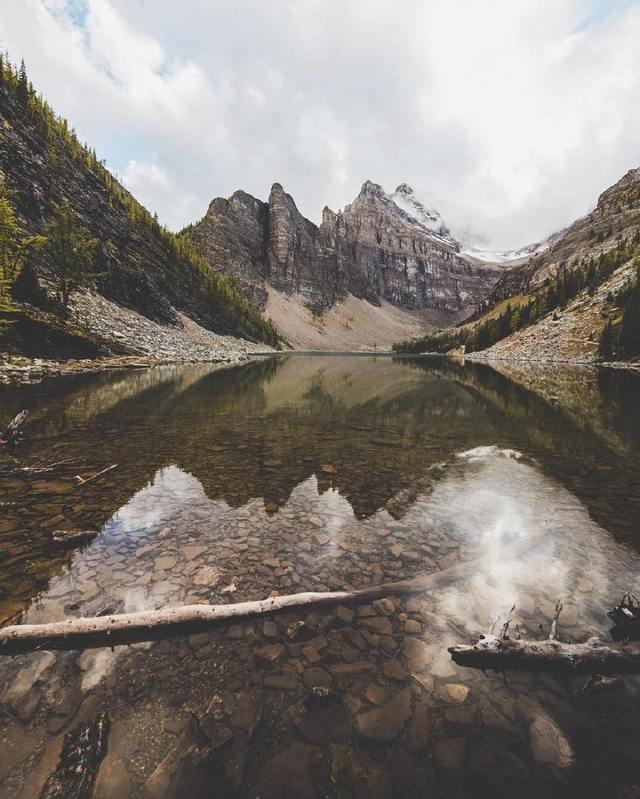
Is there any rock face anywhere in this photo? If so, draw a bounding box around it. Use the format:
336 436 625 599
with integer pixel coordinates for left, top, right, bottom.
186 190 270 309
335 181 500 312
267 184 338 312
188 180 503 319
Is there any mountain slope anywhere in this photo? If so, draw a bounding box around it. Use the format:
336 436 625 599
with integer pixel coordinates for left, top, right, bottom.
486 168 640 306
396 168 640 363
0 57 278 353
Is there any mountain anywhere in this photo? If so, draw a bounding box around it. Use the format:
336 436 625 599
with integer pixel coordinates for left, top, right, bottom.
185 179 504 347
396 168 640 363
0 57 278 360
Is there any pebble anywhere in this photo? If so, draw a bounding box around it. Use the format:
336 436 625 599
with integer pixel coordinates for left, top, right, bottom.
436 684 470 705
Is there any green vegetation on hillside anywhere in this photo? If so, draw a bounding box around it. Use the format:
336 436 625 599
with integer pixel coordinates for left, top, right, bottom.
395 234 640 356
0 190 22 314
599 266 640 360
0 185 44 330
41 201 99 314
0 54 279 346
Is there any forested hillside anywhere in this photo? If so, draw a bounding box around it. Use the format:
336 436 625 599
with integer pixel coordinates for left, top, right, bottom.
0 56 279 349
395 168 640 363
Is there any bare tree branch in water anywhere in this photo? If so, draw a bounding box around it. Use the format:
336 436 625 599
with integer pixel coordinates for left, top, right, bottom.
450 593 640 676
1 409 28 446
449 635 640 676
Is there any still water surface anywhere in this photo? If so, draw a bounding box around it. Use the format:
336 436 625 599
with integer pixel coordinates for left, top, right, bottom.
1 355 640 797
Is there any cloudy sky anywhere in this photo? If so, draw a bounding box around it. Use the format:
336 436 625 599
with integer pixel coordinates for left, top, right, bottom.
2 0 640 249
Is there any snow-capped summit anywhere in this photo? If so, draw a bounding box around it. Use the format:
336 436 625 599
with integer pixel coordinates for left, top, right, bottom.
357 181 546 264
389 183 457 247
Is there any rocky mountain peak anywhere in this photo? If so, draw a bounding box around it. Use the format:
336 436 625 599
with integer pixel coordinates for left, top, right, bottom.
388 184 453 244
357 180 386 200
395 183 414 196
596 167 640 211
268 182 291 208
322 206 338 225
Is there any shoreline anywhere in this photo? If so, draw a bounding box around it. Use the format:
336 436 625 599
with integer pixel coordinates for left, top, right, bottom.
0 353 260 386
2 348 639 387
463 351 640 373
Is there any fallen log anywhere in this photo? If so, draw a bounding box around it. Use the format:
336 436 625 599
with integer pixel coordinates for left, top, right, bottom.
51 530 98 547
0 529 545 655
449 634 640 676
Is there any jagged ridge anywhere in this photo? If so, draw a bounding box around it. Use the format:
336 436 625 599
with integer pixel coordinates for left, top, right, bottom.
186 180 504 319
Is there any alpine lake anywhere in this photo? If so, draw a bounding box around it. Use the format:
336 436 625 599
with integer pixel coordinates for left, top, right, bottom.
1 354 640 799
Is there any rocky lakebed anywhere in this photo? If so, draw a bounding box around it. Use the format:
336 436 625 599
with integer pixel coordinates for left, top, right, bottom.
1 355 640 798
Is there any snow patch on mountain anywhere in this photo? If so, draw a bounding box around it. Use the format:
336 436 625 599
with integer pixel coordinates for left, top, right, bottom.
375 181 551 266
390 184 450 236
389 184 459 249
460 240 551 264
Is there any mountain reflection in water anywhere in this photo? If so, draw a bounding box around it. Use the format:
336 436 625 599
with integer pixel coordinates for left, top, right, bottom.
1 355 640 797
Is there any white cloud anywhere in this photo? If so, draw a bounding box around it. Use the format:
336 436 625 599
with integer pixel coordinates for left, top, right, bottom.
1 0 639 247
121 160 201 229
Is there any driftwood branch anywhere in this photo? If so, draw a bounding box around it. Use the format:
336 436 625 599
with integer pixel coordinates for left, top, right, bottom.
0 530 544 655
449 635 640 675
549 599 563 640
1 410 28 446
52 530 98 547
74 463 118 486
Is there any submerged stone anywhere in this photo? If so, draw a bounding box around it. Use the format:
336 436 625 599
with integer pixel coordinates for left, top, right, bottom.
354 688 412 742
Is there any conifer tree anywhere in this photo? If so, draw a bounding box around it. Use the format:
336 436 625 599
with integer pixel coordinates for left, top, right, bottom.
42 201 99 315
17 59 28 104
0 190 43 316
621 277 640 359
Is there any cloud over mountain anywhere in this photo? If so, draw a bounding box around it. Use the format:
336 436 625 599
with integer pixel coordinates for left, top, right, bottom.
2 0 640 248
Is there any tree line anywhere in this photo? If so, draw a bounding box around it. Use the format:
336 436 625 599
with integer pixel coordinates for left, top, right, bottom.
599 267 640 360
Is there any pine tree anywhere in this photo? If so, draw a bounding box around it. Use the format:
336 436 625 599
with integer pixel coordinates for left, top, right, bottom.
0 191 43 316
599 320 616 360
621 280 640 359
42 201 99 315
0 197 19 312
17 59 28 104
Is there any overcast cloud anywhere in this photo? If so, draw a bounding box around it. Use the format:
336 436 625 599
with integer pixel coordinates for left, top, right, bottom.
1 0 640 248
